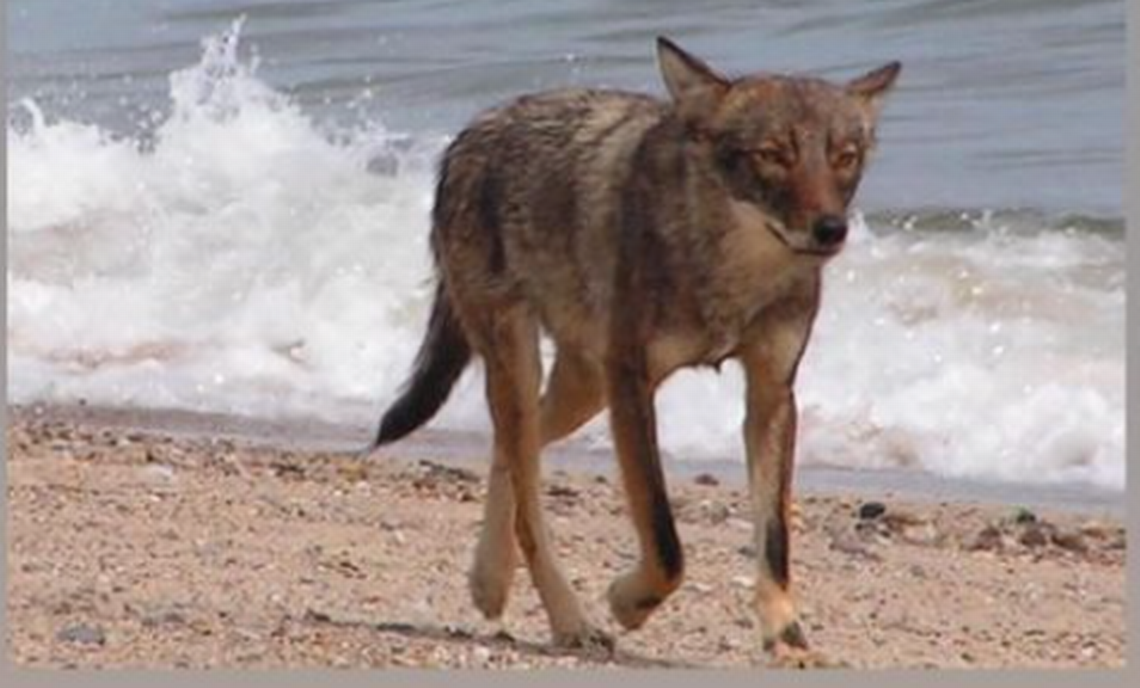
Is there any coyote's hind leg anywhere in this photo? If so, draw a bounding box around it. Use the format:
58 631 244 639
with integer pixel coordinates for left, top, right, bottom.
472 308 611 649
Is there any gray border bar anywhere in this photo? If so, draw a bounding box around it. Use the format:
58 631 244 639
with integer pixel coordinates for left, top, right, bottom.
1 1 1133 686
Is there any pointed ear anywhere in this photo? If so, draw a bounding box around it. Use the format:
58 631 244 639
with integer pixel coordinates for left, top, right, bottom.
846 61 901 114
657 36 729 106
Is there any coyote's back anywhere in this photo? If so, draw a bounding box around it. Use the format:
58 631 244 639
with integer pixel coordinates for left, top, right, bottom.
374 89 661 444
430 89 668 341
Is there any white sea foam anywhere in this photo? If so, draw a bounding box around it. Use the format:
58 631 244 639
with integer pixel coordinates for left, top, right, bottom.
6 22 1124 490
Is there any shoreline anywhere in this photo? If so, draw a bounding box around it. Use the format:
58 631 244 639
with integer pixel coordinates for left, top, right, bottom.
8 402 1124 517
5 402 1127 668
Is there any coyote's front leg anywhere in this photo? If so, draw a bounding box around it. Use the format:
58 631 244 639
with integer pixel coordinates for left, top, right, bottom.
738 282 821 660
604 346 686 631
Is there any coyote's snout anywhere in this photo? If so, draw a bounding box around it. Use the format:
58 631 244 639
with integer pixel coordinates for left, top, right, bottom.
372 37 900 659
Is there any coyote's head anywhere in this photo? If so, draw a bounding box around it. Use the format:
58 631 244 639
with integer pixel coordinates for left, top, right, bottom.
658 37 900 257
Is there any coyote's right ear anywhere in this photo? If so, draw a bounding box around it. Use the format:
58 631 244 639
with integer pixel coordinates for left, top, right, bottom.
657 37 729 117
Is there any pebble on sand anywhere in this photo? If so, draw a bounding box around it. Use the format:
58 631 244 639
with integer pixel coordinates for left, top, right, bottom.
57 624 106 646
693 473 720 487
857 501 887 520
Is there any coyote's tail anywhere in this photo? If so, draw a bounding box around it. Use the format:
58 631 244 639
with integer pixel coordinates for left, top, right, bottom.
371 282 471 449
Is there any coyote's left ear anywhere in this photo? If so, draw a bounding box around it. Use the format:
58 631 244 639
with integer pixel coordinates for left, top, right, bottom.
846 61 902 116
657 36 729 118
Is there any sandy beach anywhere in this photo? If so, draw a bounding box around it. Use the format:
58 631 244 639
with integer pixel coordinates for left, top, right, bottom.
5 404 1126 669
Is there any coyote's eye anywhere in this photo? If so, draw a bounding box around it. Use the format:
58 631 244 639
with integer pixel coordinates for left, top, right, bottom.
752 145 788 168
833 147 861 171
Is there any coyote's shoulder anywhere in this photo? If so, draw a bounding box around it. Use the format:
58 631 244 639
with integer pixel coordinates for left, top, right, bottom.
432 87 676 352
441 87 667 215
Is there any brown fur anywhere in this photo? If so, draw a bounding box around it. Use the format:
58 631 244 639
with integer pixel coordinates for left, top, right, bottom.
374 37 900 654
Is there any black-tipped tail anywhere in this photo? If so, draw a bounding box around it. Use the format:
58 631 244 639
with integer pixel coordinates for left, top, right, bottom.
371 283 471 449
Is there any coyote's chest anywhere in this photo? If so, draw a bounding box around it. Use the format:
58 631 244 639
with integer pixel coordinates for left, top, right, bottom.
648 201 814 379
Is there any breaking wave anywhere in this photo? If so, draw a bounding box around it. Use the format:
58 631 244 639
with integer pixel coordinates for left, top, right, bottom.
7 21 1124 491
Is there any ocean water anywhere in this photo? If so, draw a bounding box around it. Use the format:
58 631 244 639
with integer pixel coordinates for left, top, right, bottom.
6 1 1126 491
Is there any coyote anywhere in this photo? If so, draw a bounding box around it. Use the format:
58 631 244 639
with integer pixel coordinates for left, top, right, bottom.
372 37 900 657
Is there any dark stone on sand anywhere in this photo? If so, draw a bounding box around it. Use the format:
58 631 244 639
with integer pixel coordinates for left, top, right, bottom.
57 624 106 646
968 525 1005 552
546 484 581 499
701 500 731 525
1013 507 1038 525
141 607 189 628
1018 523 1052 548
1050 529 1089 554
857 502 887 521
693 473 720 487
415 460 479 484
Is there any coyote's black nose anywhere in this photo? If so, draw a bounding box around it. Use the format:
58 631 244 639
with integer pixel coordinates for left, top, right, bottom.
812 215 848 247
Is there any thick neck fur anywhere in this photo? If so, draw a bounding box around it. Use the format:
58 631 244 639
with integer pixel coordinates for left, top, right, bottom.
624 115 822 353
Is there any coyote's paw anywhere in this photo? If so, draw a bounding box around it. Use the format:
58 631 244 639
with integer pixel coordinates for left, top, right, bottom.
606 572 663 630
760 621 839 668
766 644 841 669
552 623 615 654
762 619 809 652
469 562 513 620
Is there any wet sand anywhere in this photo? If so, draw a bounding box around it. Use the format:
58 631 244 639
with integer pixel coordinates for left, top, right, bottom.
5 405 1127 669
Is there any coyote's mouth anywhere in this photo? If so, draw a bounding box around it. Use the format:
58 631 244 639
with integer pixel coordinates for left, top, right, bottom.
796 246 843 257
764 221 794 248
764 222 842 258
